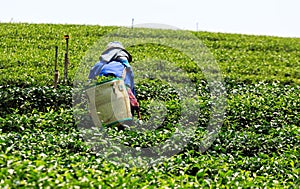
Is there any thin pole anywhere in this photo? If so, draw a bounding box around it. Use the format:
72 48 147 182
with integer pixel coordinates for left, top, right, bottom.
54 46 59 88
131 18 134 29
64 35 69 84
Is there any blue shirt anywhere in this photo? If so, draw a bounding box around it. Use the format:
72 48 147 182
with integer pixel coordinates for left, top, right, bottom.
88 60 136 96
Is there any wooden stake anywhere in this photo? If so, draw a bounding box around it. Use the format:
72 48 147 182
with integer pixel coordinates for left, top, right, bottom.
54 46 59 88
64 35 70 84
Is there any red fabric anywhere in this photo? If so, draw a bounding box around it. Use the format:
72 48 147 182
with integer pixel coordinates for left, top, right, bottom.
127 88 139 107
127 88 142 120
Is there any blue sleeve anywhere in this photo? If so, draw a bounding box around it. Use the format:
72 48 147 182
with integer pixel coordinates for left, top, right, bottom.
124 67 136 96
88 61 104 79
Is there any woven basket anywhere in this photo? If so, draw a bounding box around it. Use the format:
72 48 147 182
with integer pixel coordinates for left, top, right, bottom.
86 78 132 126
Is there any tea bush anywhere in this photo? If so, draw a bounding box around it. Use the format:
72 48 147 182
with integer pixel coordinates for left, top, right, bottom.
0 23 299 188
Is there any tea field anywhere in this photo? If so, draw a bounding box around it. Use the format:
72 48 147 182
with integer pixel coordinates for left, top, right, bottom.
0 23 299 188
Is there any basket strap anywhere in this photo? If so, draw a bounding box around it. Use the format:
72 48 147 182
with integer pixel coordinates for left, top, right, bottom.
122 67 127 80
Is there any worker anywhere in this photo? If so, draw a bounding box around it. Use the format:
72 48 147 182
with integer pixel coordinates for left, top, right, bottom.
88 41 142 123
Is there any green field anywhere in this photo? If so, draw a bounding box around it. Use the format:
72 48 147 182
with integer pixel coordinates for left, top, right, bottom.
0 23 299 188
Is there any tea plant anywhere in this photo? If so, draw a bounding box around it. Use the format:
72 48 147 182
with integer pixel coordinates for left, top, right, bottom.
0 23 299 188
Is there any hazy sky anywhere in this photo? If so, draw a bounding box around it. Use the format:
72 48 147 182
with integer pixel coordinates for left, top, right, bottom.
1 0 299 37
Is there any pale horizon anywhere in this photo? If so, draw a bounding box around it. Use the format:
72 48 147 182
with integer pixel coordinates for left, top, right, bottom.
1 0 299 38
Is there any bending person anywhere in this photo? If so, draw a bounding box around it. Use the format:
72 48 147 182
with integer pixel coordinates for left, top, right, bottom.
88 41 142 122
